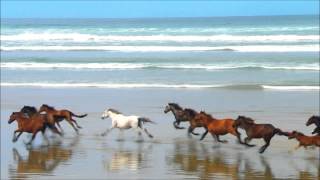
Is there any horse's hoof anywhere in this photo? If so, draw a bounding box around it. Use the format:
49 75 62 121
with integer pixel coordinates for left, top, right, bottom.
12 139 17 143
77 126 82 129
149 135 154 138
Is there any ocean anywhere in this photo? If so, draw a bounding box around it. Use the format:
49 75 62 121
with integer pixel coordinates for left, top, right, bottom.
1 15 319 90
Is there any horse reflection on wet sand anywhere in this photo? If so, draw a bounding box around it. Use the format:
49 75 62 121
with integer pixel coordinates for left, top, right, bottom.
9 136 79 179
166 139 319 180
103 142 152 172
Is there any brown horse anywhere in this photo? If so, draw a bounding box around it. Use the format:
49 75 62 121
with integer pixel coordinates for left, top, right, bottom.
233 116 289 153
193 111 242 143
8 112 62 145
288 131 320 150
164 103 205 137
39 104 87 133
306 115 320 135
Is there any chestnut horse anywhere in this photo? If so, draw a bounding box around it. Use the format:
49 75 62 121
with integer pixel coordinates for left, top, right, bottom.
164 103 204 137
39 104 87 133
233 116 289 153
306 115 320 135
8 112 62 145
193 111 242 143
288 131 320 150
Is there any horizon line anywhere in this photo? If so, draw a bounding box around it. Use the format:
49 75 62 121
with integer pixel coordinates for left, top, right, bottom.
1 14 318 20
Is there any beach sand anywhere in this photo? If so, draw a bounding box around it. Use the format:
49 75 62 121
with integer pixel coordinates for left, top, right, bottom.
1 87 319 179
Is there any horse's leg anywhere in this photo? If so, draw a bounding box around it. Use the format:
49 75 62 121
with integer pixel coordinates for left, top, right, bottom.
12 130 18 142
259 136 273 154
56 121 64 134
66 119 79 134
174 121 185 129
12 130 23 142
187 126 195 138
143 128 153 138
101 127 114 136
232 128 243 144
49 125 63 136
200 129 209 141
26 131 38 145
41 129 49 145
71 118 82 129
244 137 255 147
189 126 200 136
216 135 228 143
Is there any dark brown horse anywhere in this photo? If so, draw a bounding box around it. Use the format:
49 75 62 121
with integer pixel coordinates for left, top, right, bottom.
39 104 87 133
164 103 204 137
8 112 62 145
193 111 242 143
288 131 320 150
20 106 37 118
233 116 289 153
306 115 320 135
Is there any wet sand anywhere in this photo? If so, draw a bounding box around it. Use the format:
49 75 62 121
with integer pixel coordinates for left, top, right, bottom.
1 87 319 179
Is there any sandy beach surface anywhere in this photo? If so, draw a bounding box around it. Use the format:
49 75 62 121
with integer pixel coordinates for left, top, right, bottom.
1 87 319 179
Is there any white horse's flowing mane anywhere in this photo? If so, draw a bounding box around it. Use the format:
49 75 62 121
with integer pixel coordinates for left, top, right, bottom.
108 108 122 115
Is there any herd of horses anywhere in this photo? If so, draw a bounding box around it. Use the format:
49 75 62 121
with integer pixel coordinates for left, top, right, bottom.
8 103 320 154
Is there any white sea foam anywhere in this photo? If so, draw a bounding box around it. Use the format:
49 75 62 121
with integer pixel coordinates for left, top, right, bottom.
1 62 319 71
1 82 319 91
262 85 320 90
1 33 319 42
1 45 318 52
0 82 223 89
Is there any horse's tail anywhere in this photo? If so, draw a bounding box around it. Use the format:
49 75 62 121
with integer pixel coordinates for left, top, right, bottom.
274 128 289 136
71 112 88 118
138 117 156 128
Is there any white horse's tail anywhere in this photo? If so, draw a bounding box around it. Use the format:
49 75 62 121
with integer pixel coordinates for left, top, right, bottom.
138 117 156 127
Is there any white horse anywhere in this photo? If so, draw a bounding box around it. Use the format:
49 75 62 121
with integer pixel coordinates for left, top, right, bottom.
101 108 155 138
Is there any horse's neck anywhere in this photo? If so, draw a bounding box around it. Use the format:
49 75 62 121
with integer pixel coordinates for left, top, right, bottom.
172 108 183 115
242 123 253 131
16 116 29 126
315 119 320 127
110 113 122 120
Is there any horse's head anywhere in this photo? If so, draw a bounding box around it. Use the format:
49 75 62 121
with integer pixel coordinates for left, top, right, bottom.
287 130 302 139
102 108 121 119
39 104 48 113
234 116 255 128
164 103 182 114
306 115 318 126
101 109 110 119
8 112 19 124
164 104 171 113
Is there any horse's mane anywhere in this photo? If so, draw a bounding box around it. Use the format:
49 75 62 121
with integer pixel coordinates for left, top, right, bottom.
168 103 183 110
293 130 304 136
238 116 255 124
108 108 122 114
42 104 55 110
184 108 198 117
200 111 214 119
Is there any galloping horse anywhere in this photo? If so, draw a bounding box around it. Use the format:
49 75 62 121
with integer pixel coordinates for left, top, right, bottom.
306 115 320 135
193 111 242 143
8 112 62 145
101 108 155 138
233 116 289 153
164 103 203 136
39 104 87 134
288 130 320 150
